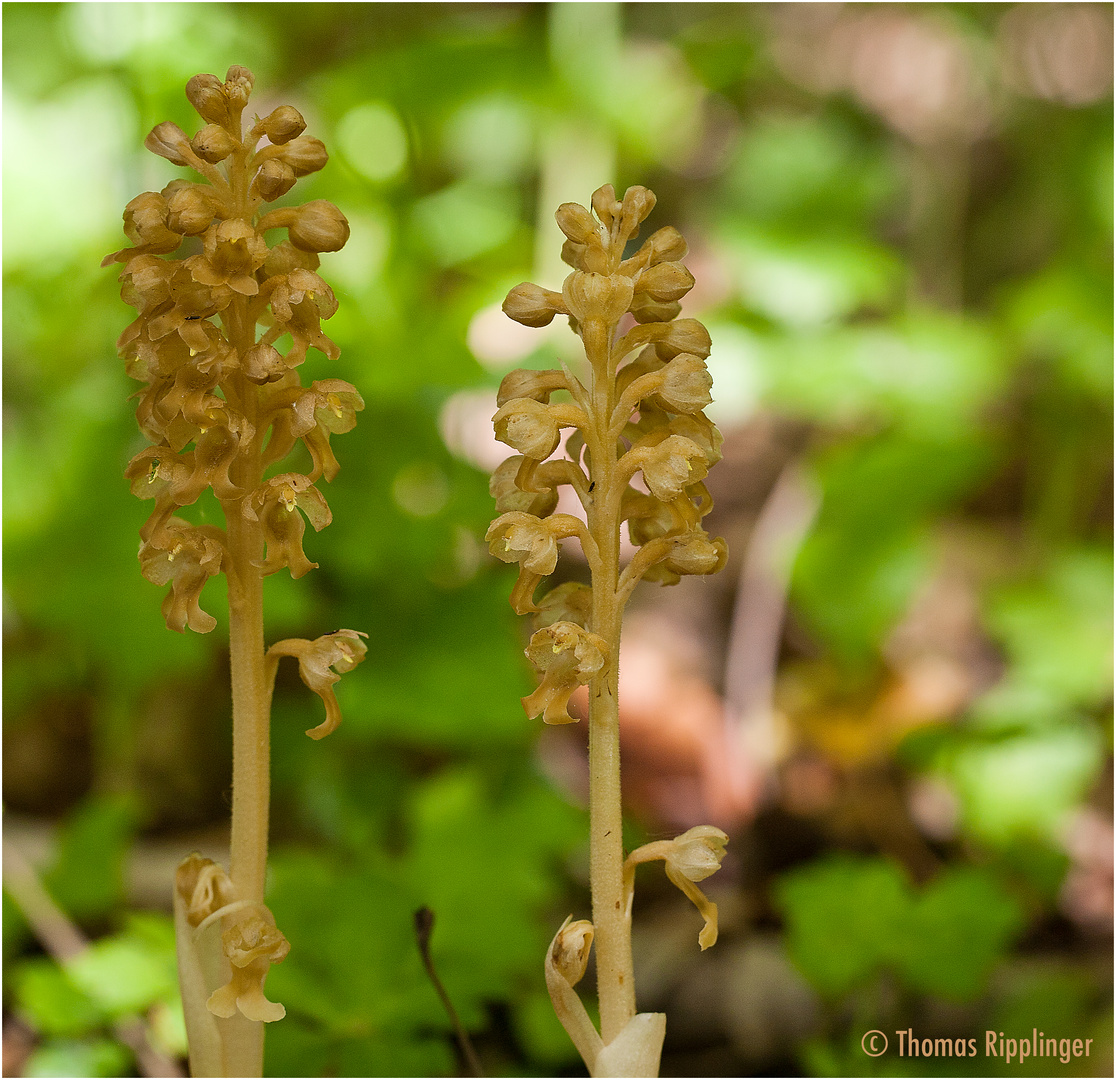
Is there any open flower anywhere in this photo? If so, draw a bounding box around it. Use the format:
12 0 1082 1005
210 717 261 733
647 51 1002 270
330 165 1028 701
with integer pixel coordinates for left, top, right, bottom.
244 474 332 578
139 518 226 633
492 398 561 460
206 912 290 1023
622 434 709 502
266 629 368 739
187 218 267 295
522 621 609 724
485 512 587 613
287 379 364 482
267 269 340 365
624 826 729 950
654 354 713 414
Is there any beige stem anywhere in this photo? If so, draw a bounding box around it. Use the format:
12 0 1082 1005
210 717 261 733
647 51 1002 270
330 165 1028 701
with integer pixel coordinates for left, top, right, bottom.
218 134 269 1076
585 317 636 1045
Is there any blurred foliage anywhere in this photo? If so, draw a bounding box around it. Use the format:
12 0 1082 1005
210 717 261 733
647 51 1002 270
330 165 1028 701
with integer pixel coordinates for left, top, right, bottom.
3 2 1112 1077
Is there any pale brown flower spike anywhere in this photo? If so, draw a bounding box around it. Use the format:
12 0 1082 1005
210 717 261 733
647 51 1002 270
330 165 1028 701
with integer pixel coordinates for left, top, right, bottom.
107 67 364 1077
488 186 728 1076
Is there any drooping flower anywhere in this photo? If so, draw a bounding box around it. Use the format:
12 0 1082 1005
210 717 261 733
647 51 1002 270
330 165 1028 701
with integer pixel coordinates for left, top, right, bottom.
521 621 609 725
624 826 729 950
206 912 290 1023
139 518 226 633
244 474 332 579
287 379 365 482
266 629 368 738
485 512 586 614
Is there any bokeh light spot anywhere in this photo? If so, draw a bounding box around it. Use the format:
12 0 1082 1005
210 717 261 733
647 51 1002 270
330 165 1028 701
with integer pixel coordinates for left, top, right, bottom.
337 101 408 182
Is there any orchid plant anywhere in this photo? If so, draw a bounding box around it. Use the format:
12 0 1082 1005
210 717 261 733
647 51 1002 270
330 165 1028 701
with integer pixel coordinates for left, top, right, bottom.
488 185 730 1077
104 66 365 1077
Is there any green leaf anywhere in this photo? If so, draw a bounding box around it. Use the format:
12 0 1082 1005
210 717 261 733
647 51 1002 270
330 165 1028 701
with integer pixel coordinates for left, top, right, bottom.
67 931 177 1017
895 868 1024 1000
984 549 1113 712
46 793 138 922
776 856 910 998
23 1037 132 1078
944 723 1104 845
13 959 107 1038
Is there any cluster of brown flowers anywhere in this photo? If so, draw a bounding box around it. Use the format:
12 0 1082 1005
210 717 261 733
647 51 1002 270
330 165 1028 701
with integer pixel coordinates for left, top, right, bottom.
105 65 361 629
487 184 727 726
106 68 367 1055
487 185 728 1075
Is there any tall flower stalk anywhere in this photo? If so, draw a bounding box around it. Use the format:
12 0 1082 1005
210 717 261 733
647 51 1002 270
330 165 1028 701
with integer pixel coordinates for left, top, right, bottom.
488 185 729 1077
105 66 365 1077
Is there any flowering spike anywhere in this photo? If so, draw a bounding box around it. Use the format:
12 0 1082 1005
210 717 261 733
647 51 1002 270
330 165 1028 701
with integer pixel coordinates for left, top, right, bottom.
108 69 363 1074
486 185 727 1067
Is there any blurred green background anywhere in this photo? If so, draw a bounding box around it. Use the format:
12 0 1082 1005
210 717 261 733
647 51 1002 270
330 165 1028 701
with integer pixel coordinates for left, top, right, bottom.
3 3 1112 1077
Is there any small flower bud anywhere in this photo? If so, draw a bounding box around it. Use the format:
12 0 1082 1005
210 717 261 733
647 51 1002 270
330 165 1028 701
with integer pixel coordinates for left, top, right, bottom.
636 261 694 303
122 192 181 250
658 318 711 360
492 398 562 460
503 282 567 328
261 105 306 144
223 65 255 110
666 533 727 577
591 183 621 227
253 159 297 202
275 134 328 177
145 121 194 167
630 295 682 324
191 123 237 163
533 581 594 630
549 918 595 986
185 73 230 127
656 354 712 414
562 271 634 325
619 185 656 237
560 238 587 271
242 341 287 383
288 200 349 252
646 226 688 263
166 184 217 235
496 368 569 408
555 202 600 246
